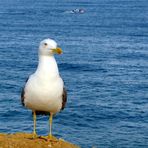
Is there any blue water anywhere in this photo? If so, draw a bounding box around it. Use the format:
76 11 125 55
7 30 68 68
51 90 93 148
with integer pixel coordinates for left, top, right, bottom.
0 0 148 147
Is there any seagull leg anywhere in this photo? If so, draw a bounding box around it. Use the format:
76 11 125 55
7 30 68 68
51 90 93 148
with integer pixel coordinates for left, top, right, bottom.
48 112 58 142
32 111 38 138
49 112 53 139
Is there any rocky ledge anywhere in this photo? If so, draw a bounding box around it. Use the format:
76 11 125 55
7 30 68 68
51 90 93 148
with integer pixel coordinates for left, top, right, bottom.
0 133 79 148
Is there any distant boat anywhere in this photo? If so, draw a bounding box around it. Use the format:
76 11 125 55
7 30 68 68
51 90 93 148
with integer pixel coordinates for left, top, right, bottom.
65 8 85 14
71 8 85 14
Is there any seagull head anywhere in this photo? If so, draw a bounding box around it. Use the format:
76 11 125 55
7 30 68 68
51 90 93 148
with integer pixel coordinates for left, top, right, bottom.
39 38 62 56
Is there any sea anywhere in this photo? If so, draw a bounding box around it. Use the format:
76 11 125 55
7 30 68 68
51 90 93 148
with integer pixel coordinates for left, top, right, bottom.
0 0 148 147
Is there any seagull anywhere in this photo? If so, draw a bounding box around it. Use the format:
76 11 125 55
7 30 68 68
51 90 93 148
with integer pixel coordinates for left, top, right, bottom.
21 38 67 140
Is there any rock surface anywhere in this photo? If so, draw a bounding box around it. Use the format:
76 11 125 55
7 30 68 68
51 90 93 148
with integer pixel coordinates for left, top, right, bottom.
0 133 79 148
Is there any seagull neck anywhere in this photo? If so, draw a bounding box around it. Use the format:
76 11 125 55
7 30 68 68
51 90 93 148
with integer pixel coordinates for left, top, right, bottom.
36 55 59 77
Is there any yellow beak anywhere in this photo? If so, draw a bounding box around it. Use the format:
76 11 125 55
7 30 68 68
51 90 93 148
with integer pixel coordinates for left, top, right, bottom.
51 47 63 54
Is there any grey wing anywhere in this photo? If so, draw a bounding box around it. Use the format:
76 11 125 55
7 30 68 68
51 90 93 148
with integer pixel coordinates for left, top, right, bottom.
61 87 67 110
21 77 29 106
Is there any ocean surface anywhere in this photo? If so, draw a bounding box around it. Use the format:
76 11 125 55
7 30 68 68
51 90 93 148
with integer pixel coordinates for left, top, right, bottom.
0 0 148 147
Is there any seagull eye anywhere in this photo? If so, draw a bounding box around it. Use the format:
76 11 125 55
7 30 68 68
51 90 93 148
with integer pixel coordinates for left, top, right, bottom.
44 43 47 46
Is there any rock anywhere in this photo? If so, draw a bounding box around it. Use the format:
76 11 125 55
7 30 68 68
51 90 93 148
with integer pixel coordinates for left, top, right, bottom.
0 133 79 148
